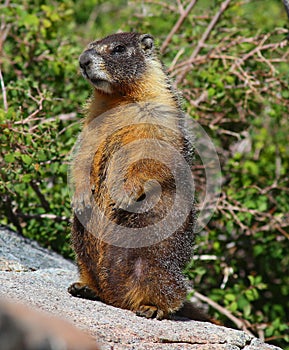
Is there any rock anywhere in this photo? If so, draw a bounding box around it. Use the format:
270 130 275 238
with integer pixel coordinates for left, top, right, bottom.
0 225 74 272
0 226 281 350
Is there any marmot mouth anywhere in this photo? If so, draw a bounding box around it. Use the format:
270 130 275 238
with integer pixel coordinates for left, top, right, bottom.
81 68 90 80
90 78 108 85
89 77 113 94
81 69 107 86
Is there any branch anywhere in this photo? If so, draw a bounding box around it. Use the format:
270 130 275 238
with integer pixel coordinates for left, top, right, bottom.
141 0 176 12
14 90 44 125
0 66 7 112
192 290 254 336
0 2 11 112
42 112 78 124
16 212 70 223
175 0 232 85
2 194 23 235
161 0 198 53
230 34 269 72
30 180 51 211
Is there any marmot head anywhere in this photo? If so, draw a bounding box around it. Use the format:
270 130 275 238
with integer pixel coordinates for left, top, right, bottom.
79 32 157 94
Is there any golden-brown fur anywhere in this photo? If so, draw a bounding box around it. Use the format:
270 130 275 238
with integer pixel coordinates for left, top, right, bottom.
68 32 200 320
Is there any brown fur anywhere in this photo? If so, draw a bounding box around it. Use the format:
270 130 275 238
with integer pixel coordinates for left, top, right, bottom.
68 32 201 320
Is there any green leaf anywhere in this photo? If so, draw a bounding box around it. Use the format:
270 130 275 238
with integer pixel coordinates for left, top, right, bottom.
21 154 32 165
20 14 40 28
225 293 236 302
5 154 15 163
22 174 32 183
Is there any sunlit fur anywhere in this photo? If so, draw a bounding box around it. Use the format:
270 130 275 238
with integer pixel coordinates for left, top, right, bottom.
69 32 196 320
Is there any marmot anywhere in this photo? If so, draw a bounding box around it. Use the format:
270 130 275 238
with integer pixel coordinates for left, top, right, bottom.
68 32 206 321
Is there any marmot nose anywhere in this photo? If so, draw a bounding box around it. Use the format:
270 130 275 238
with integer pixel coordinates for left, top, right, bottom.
79 50 94 69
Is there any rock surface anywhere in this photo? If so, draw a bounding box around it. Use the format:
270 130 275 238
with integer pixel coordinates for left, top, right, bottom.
0 226 282 350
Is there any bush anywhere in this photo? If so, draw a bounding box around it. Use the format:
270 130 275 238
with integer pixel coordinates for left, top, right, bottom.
0 0 288 348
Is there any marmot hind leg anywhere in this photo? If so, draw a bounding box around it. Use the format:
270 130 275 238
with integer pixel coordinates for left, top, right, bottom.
68 257 101 301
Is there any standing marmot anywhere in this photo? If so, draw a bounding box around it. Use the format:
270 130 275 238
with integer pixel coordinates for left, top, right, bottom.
68 32 203 320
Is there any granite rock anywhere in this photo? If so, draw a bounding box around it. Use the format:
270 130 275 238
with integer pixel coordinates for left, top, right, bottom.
0 227 282 350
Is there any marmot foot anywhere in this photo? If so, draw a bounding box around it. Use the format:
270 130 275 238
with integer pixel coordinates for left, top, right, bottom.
68 282 99 301
136 305 165 320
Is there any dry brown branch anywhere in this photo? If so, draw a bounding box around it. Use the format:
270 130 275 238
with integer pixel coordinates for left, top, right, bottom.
256 50 276 75
227 38 287 92
251 182 289 194
175 0 232 85
230 63 260 95
171 29 287 80
216 194 289 239
14 89 45 126
191 90 208 107
231 35 269 72
192 290 254 335
161 0 198 53
172 36 257 72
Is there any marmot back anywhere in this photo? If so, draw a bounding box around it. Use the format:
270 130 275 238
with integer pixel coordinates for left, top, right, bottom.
68 32 202 320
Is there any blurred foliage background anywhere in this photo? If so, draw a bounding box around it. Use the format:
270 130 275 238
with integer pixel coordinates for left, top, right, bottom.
0 0 288 348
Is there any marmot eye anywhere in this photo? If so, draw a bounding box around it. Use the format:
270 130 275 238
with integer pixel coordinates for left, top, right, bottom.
112 45 126 55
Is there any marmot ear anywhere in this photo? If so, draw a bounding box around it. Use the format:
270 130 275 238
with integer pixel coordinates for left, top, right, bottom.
140 34 154 53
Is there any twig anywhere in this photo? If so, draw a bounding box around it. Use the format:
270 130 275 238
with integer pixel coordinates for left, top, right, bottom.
192 254 218 260
16 212 70 223
173 36 256 71
192 290 254 336
169 48 186 72
161 0 198 53
230 34 269 72
176 0 232 84
140 0 176 12
14 91 45 125
191 90 208 107
215 128 242 140
0 66 7 112
30 180 51 211
42 112 78 124
176 0 184 15
256 50 276 75
217 195 289 239
2 194 23 235
276 226 289 240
